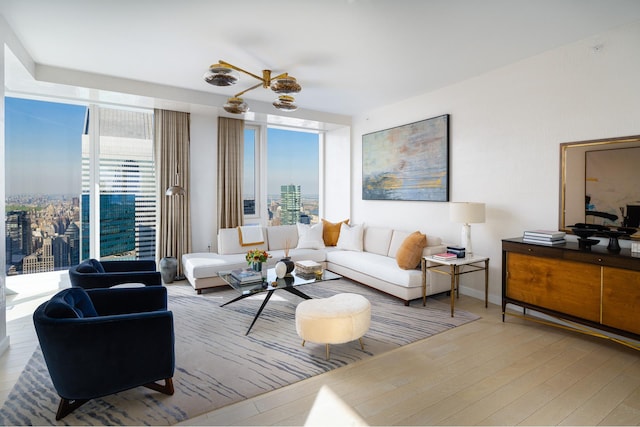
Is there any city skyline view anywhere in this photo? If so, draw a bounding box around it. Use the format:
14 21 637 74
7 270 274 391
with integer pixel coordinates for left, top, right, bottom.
5 97 320 276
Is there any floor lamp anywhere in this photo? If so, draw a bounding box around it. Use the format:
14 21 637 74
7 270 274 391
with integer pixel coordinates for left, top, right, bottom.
449 202 486 255
164 181 186 281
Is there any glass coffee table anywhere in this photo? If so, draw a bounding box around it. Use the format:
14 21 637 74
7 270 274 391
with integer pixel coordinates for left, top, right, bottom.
219 267 341 335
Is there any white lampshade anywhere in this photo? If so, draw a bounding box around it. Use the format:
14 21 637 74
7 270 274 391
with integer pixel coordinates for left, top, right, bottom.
449 202 486 224
449 202 485 255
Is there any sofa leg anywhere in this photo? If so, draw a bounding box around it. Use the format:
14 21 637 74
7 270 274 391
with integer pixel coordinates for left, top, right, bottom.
144 377 174 395
404 300 410 306
56 397 89 420
197 289 202 295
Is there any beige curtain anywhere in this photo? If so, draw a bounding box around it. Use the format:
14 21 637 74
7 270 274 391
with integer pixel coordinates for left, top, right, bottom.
217 117 245 229
155 109 192 276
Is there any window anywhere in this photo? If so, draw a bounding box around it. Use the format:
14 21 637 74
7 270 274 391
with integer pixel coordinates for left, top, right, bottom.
82 106 156 261
5 98 85 275
243 126 258 216
243 126 320 225
4 98 156 277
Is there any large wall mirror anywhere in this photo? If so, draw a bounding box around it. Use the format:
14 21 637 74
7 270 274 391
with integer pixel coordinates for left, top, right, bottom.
560 135 640 232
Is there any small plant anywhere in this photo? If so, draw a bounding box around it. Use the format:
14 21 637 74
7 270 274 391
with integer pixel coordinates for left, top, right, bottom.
246 249 270 265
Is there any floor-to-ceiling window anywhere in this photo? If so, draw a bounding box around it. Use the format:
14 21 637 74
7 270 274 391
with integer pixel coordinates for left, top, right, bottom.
5 97 85 276
243 125 320 225
4 98 156 280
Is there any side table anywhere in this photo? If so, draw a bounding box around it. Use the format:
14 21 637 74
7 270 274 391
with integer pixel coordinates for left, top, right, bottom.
421 254 489 316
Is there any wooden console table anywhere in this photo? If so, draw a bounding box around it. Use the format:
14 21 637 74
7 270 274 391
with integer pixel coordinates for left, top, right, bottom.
502 238 640 349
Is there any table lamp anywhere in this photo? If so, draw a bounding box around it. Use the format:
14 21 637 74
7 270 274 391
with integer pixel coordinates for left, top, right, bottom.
449 202 485 255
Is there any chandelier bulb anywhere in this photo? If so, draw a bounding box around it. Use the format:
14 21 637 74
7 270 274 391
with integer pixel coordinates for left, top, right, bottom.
223 97 249 114
203 63 238 86
273 95 298 112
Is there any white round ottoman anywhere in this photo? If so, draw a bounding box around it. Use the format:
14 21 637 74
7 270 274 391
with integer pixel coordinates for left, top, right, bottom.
295 293 371 360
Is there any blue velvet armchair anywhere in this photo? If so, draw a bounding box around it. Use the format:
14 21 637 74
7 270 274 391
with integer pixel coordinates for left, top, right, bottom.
68 258 162 288
33 286 175 420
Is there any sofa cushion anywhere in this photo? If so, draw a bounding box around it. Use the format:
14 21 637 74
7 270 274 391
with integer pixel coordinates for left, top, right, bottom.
321 219 349 246
296 223 325 250
363 226 393 256
267 225 299 251
327 250 423 288
396 231 427 269
75 259 105 274
45 288 98 319
219 227 268 255
336 223 364 251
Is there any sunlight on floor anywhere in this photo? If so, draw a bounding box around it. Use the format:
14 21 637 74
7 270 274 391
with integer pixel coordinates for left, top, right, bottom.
304 385 368 426
5 270 69 322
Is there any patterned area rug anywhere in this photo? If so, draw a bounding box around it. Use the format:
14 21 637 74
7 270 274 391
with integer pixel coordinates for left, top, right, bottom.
0 279 479 425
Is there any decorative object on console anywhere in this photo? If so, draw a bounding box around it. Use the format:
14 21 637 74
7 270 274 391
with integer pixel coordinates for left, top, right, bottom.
522 230 566 246
449 202 486 255
362 114 449 202
203 60 302 113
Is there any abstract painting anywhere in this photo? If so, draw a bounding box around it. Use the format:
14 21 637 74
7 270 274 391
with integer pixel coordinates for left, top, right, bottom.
362 114 449 201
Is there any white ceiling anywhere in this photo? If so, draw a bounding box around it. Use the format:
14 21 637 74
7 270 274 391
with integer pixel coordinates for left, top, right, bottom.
2 0 640 117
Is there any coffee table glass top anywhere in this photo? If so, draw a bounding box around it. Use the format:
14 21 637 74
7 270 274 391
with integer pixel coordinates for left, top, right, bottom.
220 268 341 296
219 267 342 335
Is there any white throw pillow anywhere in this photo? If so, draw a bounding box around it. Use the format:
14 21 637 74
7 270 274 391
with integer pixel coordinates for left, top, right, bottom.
336 223 364 251
296 222 325 249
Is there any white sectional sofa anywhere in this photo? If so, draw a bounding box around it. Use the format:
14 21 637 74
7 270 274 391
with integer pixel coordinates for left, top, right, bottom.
182 224 451 305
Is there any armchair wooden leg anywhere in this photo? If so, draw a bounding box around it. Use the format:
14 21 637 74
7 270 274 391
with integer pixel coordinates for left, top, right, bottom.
56 398 89 420
144 377 174 395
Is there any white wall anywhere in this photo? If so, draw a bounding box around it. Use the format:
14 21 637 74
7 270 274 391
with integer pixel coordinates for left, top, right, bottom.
189 111 218 253
351 20 640 304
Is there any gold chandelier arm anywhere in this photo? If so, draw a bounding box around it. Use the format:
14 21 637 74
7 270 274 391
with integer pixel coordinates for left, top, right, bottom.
269 72 290 82
219 60 264 83
233 82 264 98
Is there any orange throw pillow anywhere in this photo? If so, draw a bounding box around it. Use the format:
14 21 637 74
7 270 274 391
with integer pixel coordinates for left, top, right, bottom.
396 231 427 269
322 219 349 246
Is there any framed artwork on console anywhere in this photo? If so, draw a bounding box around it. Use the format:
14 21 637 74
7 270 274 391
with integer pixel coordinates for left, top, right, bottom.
362 114 449 201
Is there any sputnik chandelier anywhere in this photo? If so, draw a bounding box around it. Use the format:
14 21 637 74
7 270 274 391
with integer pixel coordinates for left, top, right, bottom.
203 60 302 114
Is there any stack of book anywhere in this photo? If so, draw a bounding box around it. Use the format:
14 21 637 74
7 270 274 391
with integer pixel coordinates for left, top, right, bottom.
446 246 466 258
522 230 566 245
294 260 322 275
230 268 263 284
432 252 458 261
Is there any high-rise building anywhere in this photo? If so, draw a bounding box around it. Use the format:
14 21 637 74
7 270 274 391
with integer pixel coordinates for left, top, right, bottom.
280 184 301 225
81 194 136 260
64 222 80 266
23 237 54 274
5 210 32 273
51 235 70 269
81 107 156 260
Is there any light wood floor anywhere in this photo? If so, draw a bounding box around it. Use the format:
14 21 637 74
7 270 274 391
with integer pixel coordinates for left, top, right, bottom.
2 291 639 426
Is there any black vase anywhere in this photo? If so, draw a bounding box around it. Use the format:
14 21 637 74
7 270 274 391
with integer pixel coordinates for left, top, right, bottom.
280 257 295 274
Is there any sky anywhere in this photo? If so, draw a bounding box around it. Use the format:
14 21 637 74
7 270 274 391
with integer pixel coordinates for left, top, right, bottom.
266 128 319 196
5 97 86 196
5 97 319 199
